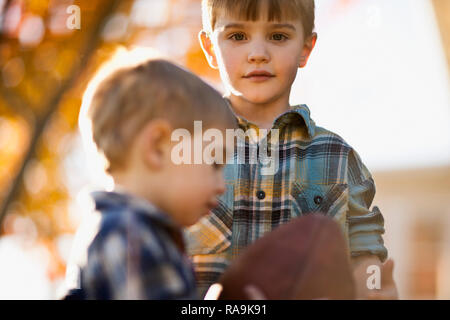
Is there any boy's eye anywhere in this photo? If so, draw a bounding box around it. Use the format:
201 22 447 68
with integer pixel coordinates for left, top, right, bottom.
229 32 246 41
271 33 288 41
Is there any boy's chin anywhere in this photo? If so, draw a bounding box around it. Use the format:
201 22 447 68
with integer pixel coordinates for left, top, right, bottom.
235 89 281 105
179 211 209 227
233 93 272 104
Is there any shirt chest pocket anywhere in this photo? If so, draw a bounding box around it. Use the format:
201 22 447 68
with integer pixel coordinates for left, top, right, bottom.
184 184 234 256
290 182 349 219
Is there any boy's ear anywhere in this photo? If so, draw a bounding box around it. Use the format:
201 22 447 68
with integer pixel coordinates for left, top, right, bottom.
140 119 173 170
199 30 219 69
299 32 318 68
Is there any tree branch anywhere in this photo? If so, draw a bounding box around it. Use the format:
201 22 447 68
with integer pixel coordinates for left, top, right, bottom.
0 0 122 229
0 86 36 125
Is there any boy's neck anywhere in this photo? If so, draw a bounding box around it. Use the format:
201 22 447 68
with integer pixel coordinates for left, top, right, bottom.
112 171 160 209
227 94 291 130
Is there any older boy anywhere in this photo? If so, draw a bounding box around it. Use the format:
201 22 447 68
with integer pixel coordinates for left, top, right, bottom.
186 0 398 299
74 58 237 299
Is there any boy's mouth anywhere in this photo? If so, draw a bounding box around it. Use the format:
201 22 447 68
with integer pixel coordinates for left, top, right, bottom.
243 70 275 82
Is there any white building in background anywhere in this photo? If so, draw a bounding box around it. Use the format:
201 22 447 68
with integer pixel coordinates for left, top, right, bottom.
290 0 450 299
291 0 450 171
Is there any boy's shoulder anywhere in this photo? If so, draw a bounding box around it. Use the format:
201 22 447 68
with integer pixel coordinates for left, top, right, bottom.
91 192 151 234
79 191 197 299
312 125 352 149
311 125 374 183
87 191 178 256
311 125 369 170
287 107 371 178
287 105 354 152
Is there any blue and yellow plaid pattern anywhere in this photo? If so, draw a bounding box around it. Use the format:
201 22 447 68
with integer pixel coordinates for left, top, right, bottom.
185 104 388 298
80 191 198 300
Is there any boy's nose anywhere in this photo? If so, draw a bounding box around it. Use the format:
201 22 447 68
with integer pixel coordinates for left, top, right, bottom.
248 43 270 64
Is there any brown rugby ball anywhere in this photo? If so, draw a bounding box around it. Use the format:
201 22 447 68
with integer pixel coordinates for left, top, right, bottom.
218 214 355 300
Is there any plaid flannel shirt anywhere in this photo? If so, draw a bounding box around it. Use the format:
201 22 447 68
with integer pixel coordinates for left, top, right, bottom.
185 104 388 298
80 191 198 300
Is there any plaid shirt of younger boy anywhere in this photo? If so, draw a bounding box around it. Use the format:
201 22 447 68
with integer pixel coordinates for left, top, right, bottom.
80 191 198 300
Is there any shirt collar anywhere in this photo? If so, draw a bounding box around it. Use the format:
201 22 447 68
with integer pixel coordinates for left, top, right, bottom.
225 99 315 138
281 104 316 138
91 190 177 229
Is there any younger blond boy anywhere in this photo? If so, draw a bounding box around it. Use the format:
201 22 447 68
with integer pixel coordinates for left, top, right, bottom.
70 58 237 299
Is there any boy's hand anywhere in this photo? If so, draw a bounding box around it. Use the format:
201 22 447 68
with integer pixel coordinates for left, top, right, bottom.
366 259 398 300
243 284 267 300
204 283 267 300
204 283 223 300
352 255 399 300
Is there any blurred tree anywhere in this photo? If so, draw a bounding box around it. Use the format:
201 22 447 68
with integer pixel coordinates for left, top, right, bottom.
0 0 124 281
0 0 215 287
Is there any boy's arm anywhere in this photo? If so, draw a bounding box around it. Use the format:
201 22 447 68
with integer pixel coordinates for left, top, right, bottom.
351 255 398 299
347 149 387 263
346 150 397 299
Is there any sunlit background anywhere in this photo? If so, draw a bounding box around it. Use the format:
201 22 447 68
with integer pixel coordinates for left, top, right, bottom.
0 0 449 299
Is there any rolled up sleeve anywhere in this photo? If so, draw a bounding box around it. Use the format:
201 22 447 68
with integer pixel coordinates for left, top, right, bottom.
346 150 388 262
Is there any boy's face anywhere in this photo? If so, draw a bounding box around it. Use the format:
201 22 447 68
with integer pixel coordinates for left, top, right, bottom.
123 121 230 228
202 14 316 105
163 135 229 227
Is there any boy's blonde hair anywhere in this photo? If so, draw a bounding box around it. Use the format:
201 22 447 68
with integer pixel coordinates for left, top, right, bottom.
82 58 237 174
202 0 315 38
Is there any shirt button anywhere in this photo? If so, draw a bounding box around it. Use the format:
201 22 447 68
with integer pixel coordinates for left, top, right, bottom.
314 195 323 205
256 190 266 200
